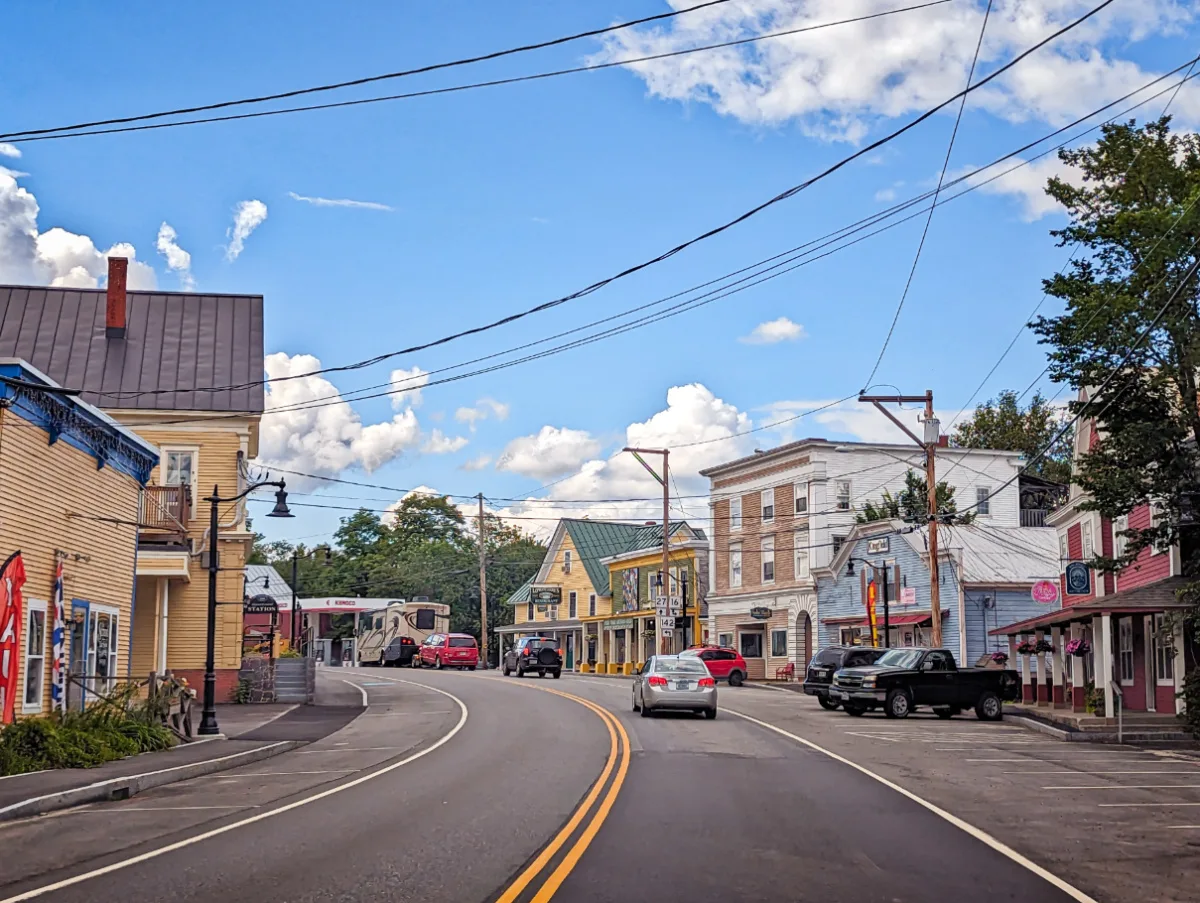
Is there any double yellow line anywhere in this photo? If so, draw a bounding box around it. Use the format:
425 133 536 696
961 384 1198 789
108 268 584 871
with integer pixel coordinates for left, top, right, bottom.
494 685 631 903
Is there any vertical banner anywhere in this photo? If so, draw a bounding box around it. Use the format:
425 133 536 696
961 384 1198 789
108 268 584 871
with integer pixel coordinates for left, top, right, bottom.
866 579 879 648
0 552 27 724
51 562 66 712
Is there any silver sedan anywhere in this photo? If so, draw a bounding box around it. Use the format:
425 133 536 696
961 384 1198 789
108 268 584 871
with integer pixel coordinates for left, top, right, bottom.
632 655 718 719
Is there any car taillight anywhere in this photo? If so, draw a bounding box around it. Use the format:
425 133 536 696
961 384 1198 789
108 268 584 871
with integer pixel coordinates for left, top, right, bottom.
647 676 668 687
698 677 715 688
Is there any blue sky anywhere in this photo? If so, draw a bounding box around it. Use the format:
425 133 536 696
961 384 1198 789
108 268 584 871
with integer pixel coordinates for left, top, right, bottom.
1 0 1195 543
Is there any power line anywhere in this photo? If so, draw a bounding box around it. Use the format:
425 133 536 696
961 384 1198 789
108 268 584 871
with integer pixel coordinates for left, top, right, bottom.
861 0 994 389
3 2 954 145
0 0 741 141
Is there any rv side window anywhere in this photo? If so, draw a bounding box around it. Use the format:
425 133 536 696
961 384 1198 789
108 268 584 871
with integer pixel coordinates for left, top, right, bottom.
374 617 383 630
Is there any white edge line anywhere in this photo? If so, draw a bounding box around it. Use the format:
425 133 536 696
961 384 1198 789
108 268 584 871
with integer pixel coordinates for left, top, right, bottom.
340 679 369 708
1098 802 1200 808
0 742 291 818
0 677 467 902
725 708 1099 903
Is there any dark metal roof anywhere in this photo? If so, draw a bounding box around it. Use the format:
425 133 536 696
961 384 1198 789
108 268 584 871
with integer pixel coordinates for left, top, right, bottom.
0 285 264 412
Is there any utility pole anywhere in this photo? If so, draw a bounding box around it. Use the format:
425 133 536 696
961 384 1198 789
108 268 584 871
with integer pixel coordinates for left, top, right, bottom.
858 390 943 648
624 447 671 654
477 493 488 669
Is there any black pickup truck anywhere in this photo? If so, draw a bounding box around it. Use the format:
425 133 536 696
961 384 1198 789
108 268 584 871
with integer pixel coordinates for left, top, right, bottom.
827 647 1021 720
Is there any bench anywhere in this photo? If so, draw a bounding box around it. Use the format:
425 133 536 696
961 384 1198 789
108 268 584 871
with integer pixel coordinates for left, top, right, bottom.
775 662 796 682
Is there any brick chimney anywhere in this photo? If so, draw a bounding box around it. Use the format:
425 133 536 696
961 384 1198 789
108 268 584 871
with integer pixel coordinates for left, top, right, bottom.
106 257 128 339
938 435 949 447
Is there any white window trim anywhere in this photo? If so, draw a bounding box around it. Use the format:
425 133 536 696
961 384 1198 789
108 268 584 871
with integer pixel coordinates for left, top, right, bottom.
1153 614 1175 685
770 628 788 658
1114 514 1129 560
588 594 597 617
87 603 121 695
794 482 808 514
1059 532 1069 568
22 598 48 714
761 535 775 585
975 487 991 517
1118 618 1135 687
718 633 734 649
836 480 852 511
568 591 577 618
1150 502 1166 555
761 488 775 524
729 544 743 589
563 550 572 573
737 629 764 659
1081 520 1094 561
730 496 743 533
159 445 199 499
794 529 810 580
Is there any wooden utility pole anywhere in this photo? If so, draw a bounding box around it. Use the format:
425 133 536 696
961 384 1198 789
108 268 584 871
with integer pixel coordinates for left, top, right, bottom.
477 493 488 668
858 390 943 648
624 447 671 654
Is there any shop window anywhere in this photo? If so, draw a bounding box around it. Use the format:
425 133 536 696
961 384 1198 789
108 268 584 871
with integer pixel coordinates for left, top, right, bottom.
1153 614 1174 683
771 629 788 657
1118 618 1134 685
730 497 742 532
740 632 764 658
761 489 775 524
761 535 775 584
23 600 47 713
730 544 742 589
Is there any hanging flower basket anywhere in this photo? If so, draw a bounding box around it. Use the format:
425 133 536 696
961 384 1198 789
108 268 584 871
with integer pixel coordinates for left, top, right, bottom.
990 651 1009 665
1034 639 1054 654
1016 641 1037 655
1065 638 1091 658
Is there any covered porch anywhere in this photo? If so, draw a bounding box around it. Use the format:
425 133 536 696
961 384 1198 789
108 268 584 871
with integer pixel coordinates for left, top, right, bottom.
496 618 584 671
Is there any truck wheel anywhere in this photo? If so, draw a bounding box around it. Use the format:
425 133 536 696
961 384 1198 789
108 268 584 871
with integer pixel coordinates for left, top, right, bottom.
884 688 912 719
551 669 561 679
976 691 1003 722
818 696 839 711
728 671 745 688
844 703 867 717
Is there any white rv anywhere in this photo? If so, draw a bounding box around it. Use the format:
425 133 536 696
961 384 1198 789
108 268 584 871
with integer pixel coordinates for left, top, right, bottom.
356 599 450 667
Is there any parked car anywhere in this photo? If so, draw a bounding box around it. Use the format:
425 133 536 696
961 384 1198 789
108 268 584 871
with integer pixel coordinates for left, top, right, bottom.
680 645 748 687
503 636 562 679
416 633 479 670
828 647 1022 720
378 635 420 667
633 655 717 719
803 645 887 710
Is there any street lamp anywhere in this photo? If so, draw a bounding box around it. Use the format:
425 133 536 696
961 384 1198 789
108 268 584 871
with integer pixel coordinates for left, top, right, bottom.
845 556 891 649
199 479 292 737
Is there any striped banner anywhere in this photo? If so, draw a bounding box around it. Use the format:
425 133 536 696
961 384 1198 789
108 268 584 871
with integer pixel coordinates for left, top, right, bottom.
51 562 65 712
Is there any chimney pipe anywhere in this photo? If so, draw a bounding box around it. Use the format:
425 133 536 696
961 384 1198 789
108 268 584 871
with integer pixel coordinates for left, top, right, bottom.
106 257 128 339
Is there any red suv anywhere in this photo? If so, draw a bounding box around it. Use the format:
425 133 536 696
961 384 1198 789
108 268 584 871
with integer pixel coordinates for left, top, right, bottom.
681 645 748 687
417 633 479 670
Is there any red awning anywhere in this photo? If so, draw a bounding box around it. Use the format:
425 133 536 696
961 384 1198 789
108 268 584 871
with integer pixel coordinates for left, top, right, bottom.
821 611 943 628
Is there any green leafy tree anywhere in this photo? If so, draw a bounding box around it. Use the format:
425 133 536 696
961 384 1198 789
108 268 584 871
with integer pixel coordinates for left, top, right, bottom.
857 470 973 524
951 390 1072 485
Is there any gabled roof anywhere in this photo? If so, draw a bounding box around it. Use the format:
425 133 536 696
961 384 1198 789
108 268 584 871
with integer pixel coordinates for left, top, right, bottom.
0 285 264 412
534 519 705 596
504 575 535 606
243 564 293 603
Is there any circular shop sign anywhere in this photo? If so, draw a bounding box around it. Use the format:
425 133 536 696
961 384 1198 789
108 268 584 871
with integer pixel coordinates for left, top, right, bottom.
1031 580 1059 605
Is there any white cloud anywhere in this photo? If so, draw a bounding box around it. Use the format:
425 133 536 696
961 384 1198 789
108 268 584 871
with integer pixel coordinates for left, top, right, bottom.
874 187 896 202
422 429 470 454
259 352 422 489
0 167 156 289
155 222 195 290
384 486 484 526
956 153 1086 221
460 453 493 471
455 397 511 430
496 426 603 479
225 199 268 261
739 316 806 345
594 1 1196 142
389 365 429 409
762 398 956 445
288 191 393 212
0 144 20 159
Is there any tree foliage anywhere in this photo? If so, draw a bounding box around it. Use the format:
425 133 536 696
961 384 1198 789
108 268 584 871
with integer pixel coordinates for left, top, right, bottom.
857 470 973 525
951 389 1072 485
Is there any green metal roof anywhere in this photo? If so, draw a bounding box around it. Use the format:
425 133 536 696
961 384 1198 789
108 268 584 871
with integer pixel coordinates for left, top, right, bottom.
562 520 642 595
503 575 535 606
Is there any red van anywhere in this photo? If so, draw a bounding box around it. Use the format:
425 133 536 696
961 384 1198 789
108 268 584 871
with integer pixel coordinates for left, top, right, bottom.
417 633 479 670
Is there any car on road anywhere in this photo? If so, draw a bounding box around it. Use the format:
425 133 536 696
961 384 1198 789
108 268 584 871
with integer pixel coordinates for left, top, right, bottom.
680 645 748 687
828 647 1021 720
502 636 562 678
803 645 887 710
416 633 479 670
633 655 717 718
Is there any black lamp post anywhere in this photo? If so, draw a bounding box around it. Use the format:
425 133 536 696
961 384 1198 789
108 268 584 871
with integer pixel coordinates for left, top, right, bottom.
845 556 890 649
198 479 292 737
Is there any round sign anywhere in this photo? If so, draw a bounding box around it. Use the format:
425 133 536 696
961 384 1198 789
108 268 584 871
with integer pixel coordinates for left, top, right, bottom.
1031 580 1059 605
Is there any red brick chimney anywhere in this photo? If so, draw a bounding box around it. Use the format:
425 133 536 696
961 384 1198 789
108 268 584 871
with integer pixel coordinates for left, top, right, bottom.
106 257 128 339
938 435 949 447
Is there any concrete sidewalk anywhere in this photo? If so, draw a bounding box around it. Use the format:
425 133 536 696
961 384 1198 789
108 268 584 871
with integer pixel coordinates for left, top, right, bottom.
0 703 363 822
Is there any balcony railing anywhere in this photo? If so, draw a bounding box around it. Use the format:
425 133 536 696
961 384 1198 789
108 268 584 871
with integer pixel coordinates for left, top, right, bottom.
140 485 191 543
1020 508 1048 528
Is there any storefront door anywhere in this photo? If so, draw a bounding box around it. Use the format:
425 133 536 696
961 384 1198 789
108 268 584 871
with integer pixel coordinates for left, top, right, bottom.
87 605 119 699
565 634 575 669
69 600 88 710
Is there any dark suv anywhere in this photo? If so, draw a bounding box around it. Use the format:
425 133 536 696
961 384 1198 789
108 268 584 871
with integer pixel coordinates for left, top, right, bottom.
804 645 886 710
503 637 562 679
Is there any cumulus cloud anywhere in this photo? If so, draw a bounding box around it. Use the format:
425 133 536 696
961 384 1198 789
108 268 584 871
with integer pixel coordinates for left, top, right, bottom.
455 397 511 430
389 366 429 409
0 144 20 159
288 191 393 212
496 426 603 479
0 168 156 289
460 453 493 471
594 0 1196 142
422 429 470 454
155 222 195 290
762 398 957 445
259 352 422 489
956 153 1087 221
739 316 807 344
225 199 268 261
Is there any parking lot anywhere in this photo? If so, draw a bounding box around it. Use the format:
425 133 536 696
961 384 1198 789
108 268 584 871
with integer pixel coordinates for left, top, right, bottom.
728 693 1200 903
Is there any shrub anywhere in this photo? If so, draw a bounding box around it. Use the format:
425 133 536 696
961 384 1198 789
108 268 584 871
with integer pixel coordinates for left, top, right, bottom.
233 678 252 705
1181 667 1200 739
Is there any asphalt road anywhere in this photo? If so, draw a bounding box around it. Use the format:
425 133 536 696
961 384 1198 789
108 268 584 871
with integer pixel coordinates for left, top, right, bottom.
0 668 1111 903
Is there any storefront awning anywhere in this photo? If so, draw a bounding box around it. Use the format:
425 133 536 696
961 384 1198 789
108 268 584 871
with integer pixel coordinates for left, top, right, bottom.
821 610 944 628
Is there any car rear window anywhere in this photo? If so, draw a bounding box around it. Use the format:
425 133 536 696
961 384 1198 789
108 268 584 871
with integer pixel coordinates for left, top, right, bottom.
655 659 708 675
812 648 845 667
524 639 557 649
449 637 476 648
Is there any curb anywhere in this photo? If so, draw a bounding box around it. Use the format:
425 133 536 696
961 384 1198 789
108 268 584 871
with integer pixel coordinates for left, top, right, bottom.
0 739 305 822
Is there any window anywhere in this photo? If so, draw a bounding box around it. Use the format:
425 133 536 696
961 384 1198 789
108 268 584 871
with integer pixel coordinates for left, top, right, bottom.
761 488 775 523
718 633 734 649
730 544 742 588
449 636 476 647
588 594 596 617
563 550 572 574
794 482 808 514
1151 502 1166 555
22 600 47 713
1114 514 1129 559
1153 615 1175 683
836 480 851 511
1081 521 1093 560
527 602 534 622
761 535 775 583
163 449 196 489
771 628 788 657
794 528 810 579
832 535 846 557
1059 532 1069 564
568 591 577 619
976 487 991 516
730 496 743 532
1118 618 1134 685
925 650 953 671
740 632 764 658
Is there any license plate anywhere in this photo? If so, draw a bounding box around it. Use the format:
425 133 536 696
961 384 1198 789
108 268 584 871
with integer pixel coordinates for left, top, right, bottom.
675 680 691 690
816 670 828 679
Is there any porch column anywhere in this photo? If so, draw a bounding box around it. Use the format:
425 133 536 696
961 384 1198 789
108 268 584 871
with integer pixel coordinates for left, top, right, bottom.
1035 630 1049 705
1096 614 1114 718
1071 623 1086 712
156 578 170 675
1019 633 1033 703
1174 620 1187 716
1050 626 1065 708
